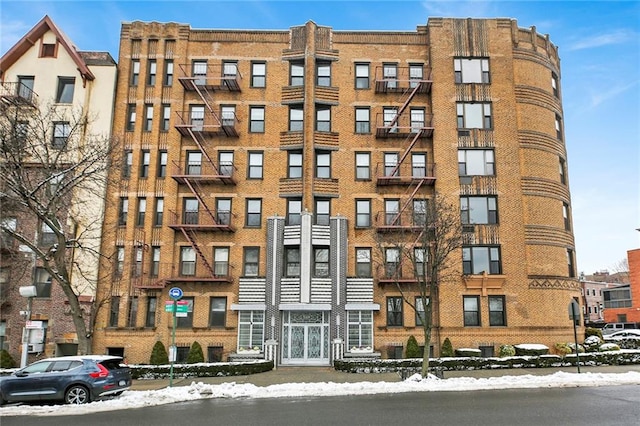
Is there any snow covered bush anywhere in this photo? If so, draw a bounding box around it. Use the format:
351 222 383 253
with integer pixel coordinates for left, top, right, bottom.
599 343 620 352
514 344 549 356
499 344 515 357
584 335 602 352
555 343 572 356
455 348 482 357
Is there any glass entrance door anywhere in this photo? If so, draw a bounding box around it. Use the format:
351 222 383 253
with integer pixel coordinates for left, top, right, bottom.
282 311 330 365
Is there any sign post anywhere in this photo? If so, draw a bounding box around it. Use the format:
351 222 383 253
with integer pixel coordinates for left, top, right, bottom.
568 299 581 373
168 287 183 387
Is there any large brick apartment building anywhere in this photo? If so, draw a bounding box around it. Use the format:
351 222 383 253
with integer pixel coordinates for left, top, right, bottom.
92 18 581 365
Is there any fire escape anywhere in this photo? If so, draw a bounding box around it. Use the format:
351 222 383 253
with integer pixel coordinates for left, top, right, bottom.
373 65 435 284
166 63 242 283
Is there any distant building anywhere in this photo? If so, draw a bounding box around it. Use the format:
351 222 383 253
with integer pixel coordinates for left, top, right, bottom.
602 249 640 323
0 16 117 362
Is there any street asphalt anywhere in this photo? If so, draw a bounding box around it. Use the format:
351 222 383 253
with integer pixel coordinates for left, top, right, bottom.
130 364 640 391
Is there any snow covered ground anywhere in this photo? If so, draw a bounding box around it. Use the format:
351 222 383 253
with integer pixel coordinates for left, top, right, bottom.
1 370 640 417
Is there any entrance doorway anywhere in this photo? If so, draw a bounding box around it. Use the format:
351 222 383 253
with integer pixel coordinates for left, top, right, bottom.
281 311 330 365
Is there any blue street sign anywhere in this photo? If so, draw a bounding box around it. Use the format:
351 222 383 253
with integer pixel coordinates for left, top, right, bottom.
169 287 183 301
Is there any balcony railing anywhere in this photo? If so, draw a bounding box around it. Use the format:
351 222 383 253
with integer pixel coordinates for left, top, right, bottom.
177 64 242 92
375 162 436 186
171 161 236 185
0 82 38 107
375 113 434 138
174 111 239 137
167 210 235 232
374 65 432 94
375 210 429 233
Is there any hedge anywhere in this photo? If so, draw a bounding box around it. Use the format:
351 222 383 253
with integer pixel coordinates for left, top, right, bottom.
130 360 274 380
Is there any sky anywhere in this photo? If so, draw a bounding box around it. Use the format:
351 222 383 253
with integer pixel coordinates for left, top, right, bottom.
0 0 638 274
0 369 639 416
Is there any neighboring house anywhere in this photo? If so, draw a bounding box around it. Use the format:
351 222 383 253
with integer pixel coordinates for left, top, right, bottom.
603 248 640 323
92 18 580 365
580 280 609 323
0 16 116 362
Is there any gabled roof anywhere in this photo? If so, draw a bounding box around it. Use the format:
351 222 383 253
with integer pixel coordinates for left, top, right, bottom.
0 15 95 81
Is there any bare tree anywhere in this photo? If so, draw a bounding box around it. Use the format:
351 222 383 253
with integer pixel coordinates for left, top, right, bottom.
0 98 119 354
375 194 463 377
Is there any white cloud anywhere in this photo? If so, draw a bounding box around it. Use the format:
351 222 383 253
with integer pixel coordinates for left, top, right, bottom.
0 20 31 54
568 29 637 51
588 80 639 107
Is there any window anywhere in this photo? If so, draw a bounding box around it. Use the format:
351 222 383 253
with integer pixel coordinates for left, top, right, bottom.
190 105 205 130
39 222 56 247
161 105 171 131
463 296 480 326
355 152 370 180
127 296 138 327
246 199 262 227
250 106 265 132
109 296 120 327
287 199 302 225
383 107 398 132
315 199 330 225
409 64 424 88
243 247 260 276
140 150 150 177
460 196 498 224
355 108 370 133
285 247 301 277
158 150 167 177
567 248 575 278
118 198 128 226
488 296 506 326
220 105 236 128
163 60 173 86
559 157 566 185
40 42 56 57
1 218 16 248
317 61 331 86
289 106 303 131
145 296 157 327
34 267 52 297
348 311 372 349
192 60 207 86
52 122 70 149
223 61 237 78
238 311 265 351
176 297 194 328
219 151 234 177
216 198 231 225
387 297 403 326
355 199 371 227
186 151 202 175
412 153 427 177
288 151 303 178
131 60 140 86
355 63 370 89
316 151 331 178
410 108 425 132
180 247 196 276
209 297 227 327
133 247 143 277
115 246 124 276
415 296 428 326
563 202 571 231
290 62 304 86
247 151 263 179
462 246 501 275
0 320 6 352
384 152 399 177
454 58 490 84
17 76 35 101
383 63 398 89
314 247 330 277
154 198 164 226
555 114 563 140
126 104 136 131
603 287 632 309
56 77 75 103
150 246 160 277
147 60 157 86
458 149 495 176
213 247 229 277
457 103 492 129
413 199 427 227
136 198 146 227
316 106 331 132
355 248 372 277
551 72 559 97
251 62 266 87
385 248 400 278
385 199 400 225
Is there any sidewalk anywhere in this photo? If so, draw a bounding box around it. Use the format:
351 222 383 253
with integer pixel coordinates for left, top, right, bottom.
130 364 640 391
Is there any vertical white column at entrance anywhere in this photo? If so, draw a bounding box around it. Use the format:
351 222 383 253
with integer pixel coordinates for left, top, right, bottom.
300 210 313 303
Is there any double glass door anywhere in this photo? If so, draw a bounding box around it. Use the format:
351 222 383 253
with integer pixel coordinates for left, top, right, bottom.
282 311 330 365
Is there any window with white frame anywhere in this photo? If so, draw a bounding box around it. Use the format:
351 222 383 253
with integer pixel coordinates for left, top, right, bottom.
355 248 372 277
251 62 266 87
456 103 492 129
355 152 370 180
248 151 263 179
355 199 371 227
462 246 501 275
355 63 370 89
458 149 495 176
347 311 372 350
454 58 490 83
238 311 264 351
250 106 265 132
460 196 498 224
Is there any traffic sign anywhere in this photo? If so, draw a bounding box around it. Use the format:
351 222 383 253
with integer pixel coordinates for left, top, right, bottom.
165 300 189 313
169 287 183 300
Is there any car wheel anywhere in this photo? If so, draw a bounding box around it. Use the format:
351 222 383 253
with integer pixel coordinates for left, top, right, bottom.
65 385 90 404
